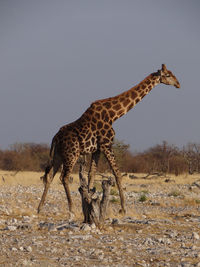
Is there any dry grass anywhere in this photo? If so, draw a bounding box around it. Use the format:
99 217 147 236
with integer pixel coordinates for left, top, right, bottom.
1 170 200 266
0 170 198 186
0 170 199 219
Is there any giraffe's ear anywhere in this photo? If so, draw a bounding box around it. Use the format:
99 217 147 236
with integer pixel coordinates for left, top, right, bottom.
157 69 161 76
162 64 167 71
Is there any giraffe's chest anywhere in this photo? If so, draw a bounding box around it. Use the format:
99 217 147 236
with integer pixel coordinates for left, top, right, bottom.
79 128 115 155
74 123 97 154
75 117 114 154
79 132 98 154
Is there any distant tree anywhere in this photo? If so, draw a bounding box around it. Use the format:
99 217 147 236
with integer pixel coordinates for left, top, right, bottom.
96 139 130 173
183 143 200 174
0 141 194 175
0 143 49 171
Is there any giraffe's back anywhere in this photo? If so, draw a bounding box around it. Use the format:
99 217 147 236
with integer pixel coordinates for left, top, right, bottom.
51 100 117 157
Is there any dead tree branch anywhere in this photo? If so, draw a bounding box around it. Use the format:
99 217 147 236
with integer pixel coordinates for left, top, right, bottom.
78 164 112 228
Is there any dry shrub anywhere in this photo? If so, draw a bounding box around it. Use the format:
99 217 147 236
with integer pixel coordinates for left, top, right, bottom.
0 143 49 171
0 140 198 175
168 155 187 175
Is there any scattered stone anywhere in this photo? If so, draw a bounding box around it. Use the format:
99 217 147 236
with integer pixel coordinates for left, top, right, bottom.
22 259 32 266
11 218 18 224
38 222 56 231
90 223 96 230
78 248 86 254
26 246 32 252
192 232 200 240
112 218 120 225
80 224 91 231
5 225 17 231
1 176 200 266
179 262 192 267
17 224 32 230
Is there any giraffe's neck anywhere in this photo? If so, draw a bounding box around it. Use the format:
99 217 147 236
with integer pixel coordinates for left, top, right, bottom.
90 72 161 124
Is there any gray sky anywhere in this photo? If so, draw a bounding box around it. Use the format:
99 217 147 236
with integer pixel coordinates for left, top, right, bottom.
0 0 200 152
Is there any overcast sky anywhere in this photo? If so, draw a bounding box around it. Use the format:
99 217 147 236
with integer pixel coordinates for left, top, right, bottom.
0 0 200 152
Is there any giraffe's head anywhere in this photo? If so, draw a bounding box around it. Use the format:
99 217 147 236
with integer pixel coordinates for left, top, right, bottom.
159 64 180 88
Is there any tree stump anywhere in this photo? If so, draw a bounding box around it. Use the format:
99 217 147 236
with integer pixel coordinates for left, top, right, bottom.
78 164 113 228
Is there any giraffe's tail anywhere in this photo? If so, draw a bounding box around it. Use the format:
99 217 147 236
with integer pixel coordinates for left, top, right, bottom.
40 164 51 184
49 136 56 158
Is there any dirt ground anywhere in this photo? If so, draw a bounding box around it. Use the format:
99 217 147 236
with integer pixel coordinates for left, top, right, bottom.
0 170 200 266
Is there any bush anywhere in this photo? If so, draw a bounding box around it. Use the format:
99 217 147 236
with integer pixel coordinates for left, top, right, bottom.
0 143 49 172
0 140 198 175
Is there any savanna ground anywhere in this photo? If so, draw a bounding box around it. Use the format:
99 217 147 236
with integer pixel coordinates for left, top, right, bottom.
0 170 200 266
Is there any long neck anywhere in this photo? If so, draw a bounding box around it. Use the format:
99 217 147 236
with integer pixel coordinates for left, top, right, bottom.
91 72 161 124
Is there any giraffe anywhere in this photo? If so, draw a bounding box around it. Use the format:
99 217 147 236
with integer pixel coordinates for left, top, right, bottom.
38 64 180 215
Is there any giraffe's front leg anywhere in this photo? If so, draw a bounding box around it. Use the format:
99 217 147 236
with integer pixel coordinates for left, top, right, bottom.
61 150 80 214
101 145 126 214
61 167 75 214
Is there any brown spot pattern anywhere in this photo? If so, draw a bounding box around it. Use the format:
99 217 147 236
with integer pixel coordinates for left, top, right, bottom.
113 104 122 111
123 98 131 107
103 102 111 109
127 103 134 111
131 91 137 100
109 110 115 117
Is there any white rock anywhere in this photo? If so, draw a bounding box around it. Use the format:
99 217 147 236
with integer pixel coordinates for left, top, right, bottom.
112 218 120 224
26 246 32 252
6 225 17 231
22 259 31 266
11 218 18 224
80 224 91 231
78 248 86 254
192 232 200 240
90 223 96 229
98 254 104 260
22 216 31 222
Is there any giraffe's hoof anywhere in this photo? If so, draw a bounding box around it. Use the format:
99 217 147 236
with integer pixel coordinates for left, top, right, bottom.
68 211 75 221
37 206 41 214
37 208 42 214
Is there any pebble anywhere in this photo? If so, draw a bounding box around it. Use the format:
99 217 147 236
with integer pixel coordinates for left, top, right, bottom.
5 225 17 231
112 218 121 224
26 246 32 252
80 224 91 231
192 232 200 240
1 179 200 266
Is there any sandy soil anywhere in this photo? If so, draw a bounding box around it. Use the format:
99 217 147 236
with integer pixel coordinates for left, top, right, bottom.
0 170 200 266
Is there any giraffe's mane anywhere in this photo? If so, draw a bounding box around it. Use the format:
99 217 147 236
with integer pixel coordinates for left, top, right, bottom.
92 73 156 105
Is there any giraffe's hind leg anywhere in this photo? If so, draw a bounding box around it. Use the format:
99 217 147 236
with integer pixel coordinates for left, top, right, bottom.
37 157 61 213
61 151 80 213
101 145 126 214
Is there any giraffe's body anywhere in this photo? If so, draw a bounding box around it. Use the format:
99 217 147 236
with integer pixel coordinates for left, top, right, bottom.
38 64 180 214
